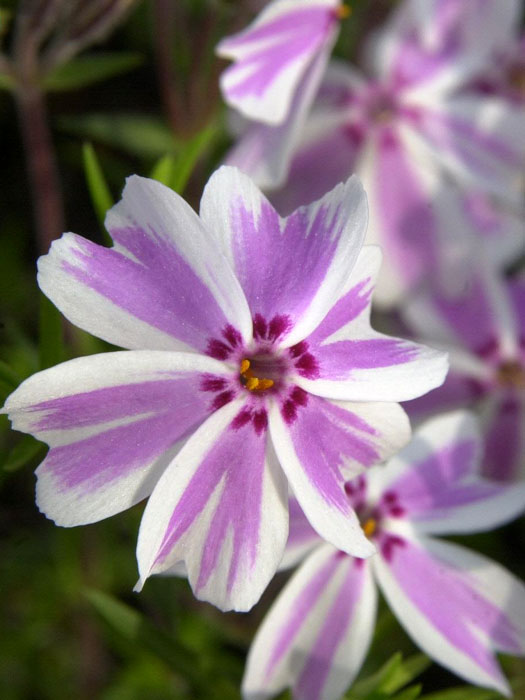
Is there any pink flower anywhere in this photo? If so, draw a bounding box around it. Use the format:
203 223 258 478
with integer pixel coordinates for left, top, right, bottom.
243 412 525 700
3 167 447 611
404 267 525 482
226 0 525 305
217 0 345 125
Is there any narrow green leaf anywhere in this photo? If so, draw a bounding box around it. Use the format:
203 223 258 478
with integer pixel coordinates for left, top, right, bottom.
85 589 207 691
59 113 176 158
4 434 45 472
392 685 422 700
382 655 430 694
39 293 64 369
170 124 217 194
0 72 13 91
0 359 21 392
82 142 114 243
420 687 501 700
348 653 403 698
43 52 143 92
149 153 177 188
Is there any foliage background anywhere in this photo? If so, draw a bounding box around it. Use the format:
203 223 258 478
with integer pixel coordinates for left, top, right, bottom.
1 1 524 698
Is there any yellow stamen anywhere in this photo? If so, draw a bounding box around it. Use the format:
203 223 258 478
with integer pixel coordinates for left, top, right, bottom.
257 378 274 391
337 4 351 19
363 518 376 538
240 358 275 392
497 361 525 389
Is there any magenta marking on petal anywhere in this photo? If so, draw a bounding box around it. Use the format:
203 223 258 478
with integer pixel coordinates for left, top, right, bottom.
231 407 252 430
294 351 320 378
281 386 309 425
206 338 233 360
253 314 268 340
252 408 268 436
212 391 235 410
379 534 406 562
289 341 309 358
200 375 228 393
290 386 308 407
222 324 242 348
268 314 292 341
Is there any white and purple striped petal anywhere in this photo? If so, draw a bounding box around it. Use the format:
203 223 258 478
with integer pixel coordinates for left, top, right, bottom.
243 544 376 700
217 0 341 125
480 392 525 482
268 391 409 558
3 351 229 526
374 534 525 695
373 411 525 535
279 496 323 571
39 176 252 353
200 166 368 347
136 399 288 612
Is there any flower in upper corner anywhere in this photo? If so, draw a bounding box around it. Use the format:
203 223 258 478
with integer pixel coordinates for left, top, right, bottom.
243 411 525 700
217 0 346 126
226 0 525 305
2 167 447 612
403 266 525 482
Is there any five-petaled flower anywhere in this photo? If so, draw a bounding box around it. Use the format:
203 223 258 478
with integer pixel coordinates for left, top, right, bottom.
243 411 525 700
225 0 525 305
3 167 447 611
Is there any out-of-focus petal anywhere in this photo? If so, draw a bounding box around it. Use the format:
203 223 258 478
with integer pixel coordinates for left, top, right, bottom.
3 351 229 525
243 545 376 700
38 176 252 353
372 411 525 534
136 399 288 612
280 496 323 571
374 534 525 695
480 392 525 482
217 0 340 125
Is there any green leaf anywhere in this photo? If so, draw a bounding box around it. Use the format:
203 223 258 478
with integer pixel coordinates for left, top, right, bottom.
82 142 114 242
149 154 177 188
0 71 13 91
4 434 45 472
392 686 422 700
169 124 217 194
43 52 143 92
420 688 501 700
382 655 430 694
85 589 207 691
0 360 21 393
58 113 176 159
39 293 64 370
348 653 403 698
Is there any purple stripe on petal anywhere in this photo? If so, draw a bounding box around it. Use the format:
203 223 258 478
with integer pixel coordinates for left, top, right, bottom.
63 229 232 353
482 394 525 482
385 538 523 674
153 413 269 594
230 199 339 331
313 338 418 381
296 558 366 699
286 394 380 509
375 129 439 291
266 550 341 677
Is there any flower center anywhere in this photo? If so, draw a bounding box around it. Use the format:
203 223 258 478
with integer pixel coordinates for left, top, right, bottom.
362 517 377 538
497 360 525 389
240 358 275 392
508 65 525 95
335 4 351 20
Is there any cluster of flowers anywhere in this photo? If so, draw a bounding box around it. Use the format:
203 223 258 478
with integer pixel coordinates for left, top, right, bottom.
3 0 525 698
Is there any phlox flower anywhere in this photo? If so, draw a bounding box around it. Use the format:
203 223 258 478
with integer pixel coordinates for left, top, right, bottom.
243 412 525 700
404 267 525 482
217 0 346 125
226 0 525 305
3 167 447 611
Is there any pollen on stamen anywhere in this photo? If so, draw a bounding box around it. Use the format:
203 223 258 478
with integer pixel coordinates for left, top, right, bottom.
240 359 251 374
336 4 351 19
363 518 376 538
